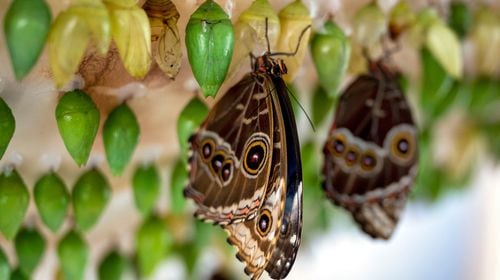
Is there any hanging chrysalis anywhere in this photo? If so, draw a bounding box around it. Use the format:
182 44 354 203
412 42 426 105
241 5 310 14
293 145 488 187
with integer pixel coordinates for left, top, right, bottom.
0 169 29 240
103 103 140 176
55 90 100 167
136 215 172 277
388 1 416 40
277 0 312 82
57 230 88 280
48 2 111 88
105 2 152 79
143 0 182 79
34 172 69 232
228 0 280 78
14 228 45 276
132 164 161 216
348 3 387 75
4 0 51 80
72 168 111 231
185 0 235 97
352 3 387 49
310 19 350 98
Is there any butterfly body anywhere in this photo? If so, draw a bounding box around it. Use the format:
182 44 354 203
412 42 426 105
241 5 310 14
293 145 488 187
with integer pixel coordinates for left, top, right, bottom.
185 53 302 279
323 60 418 239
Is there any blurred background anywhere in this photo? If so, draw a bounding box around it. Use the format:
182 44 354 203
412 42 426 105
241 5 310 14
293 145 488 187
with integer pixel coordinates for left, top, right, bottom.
0 0 499 279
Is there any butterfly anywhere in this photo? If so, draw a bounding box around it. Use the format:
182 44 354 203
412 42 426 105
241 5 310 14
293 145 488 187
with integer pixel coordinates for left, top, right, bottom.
322 58 418 239
184 36 306 279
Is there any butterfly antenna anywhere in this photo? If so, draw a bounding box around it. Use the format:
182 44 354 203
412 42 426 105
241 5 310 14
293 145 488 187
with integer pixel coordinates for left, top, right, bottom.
265 17 271 53
286 84 316 132
270 25 312 57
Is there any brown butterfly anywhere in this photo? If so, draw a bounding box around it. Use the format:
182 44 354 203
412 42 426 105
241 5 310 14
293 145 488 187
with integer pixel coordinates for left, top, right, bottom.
322 58 418 239
184 31 307 278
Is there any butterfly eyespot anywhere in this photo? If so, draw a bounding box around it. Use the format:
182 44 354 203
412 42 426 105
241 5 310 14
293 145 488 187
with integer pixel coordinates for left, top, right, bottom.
220 160 233 183
333 139 346 155
210 154 225 174
360 152 377 171
243 136 269 176
391 135 414 161
385 124 417 165
257 209 272 236
344 147 359 166
397 139 409 154
200 139 215 160
328 132 348 157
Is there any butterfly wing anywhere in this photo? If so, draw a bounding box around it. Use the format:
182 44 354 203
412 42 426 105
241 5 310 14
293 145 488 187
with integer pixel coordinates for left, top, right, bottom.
223 165 286 280
222 76 303 280
265 77 303 279
323 63 418 239
185 74 276 224
222 76 287 279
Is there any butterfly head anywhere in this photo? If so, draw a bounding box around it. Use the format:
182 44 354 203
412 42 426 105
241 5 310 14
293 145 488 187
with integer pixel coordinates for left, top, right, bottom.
253 54 288 77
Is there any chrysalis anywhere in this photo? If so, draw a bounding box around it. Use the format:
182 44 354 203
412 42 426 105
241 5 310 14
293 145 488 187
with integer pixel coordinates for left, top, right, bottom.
0 169 29 240
48 2 111 88
185 0 235 97
277 0 312 82
143 0 182 79
55 90 100 167
228 0 280 79
106 3 152 78
57 231 88 280
103 103 140 176
4 0 51 80
72 169 111 231
310 19 350 98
